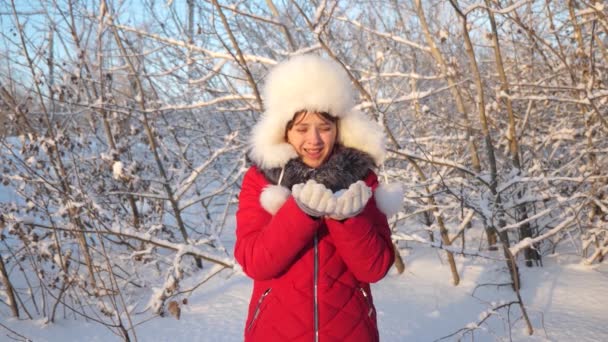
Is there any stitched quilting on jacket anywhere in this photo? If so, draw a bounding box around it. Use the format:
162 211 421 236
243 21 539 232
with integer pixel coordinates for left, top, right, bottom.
235 148 394 341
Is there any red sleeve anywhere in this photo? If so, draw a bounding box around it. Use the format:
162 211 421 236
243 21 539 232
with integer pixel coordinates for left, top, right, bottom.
324 172 395 283
234 167 320 280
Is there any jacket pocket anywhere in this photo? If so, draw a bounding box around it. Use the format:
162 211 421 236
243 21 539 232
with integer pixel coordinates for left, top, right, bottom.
247 288 272 333
358 287 374 318
358 287 380 341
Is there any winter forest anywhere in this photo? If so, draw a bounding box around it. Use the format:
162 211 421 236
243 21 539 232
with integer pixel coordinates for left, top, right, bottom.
0 0 607 341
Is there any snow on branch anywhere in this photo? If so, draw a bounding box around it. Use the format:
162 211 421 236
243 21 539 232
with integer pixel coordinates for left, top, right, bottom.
509 217 576 256
448 209 476 244
463 0 532 16
497 175 607 193
215 3 284 26
334 16 431 52
175 134 238 200
106 191 169 200
498 207 553 233
575 3 607 17
393 232 504 261
155 94 259 112
111 230 235 268
389 148 482 180
436 300 521 341
21 221 235 268
585 244 608 265
110 23 277 65
502 93 592 105
188 60 228 85
358 82 465 110
360 71 444 82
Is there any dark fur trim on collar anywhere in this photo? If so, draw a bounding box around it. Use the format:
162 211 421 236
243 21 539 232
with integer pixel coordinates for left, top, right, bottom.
259 145 375 191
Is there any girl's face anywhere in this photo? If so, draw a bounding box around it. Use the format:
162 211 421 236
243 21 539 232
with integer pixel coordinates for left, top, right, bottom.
286 112 337 168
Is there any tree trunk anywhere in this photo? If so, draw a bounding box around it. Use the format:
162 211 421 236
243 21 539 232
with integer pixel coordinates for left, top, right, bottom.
449 0 520 285
485 0 540 267
0 255 19 317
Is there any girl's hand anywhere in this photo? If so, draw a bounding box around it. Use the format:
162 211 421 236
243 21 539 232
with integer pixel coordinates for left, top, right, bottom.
292 180 336 217
329 181 372 220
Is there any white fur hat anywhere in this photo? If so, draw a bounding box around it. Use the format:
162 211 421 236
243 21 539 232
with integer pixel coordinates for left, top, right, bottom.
249 54 386 169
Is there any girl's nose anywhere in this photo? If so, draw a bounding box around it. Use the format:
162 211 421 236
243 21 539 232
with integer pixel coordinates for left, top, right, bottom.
307 128 322 144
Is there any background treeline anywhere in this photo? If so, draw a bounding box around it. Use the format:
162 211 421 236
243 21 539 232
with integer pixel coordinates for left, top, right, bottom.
0 0 606 340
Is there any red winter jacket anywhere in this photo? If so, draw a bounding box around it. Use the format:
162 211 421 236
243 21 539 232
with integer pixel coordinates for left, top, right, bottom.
235 166 394 341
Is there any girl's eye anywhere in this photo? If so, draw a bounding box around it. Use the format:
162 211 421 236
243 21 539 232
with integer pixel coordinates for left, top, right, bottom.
295 128 307 133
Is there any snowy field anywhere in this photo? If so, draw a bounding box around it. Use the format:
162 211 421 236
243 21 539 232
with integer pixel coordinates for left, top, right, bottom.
2 244 607 342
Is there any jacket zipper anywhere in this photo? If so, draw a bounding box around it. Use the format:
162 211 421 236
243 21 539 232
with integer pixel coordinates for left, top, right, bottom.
247 288 271 332
314 232 319 342
358 287 374 317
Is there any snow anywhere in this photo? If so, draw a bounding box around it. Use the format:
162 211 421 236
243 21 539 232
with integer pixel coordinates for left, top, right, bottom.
522 263 606 340
0 182 19 204
112 161 124 180
2 246 607 341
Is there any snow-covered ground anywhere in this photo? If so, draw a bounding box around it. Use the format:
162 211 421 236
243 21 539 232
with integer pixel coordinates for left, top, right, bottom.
2 245 607 342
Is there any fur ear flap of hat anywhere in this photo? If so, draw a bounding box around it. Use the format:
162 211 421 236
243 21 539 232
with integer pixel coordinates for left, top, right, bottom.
249 113 299 170
260 184 291 215
374 182 404 218
249 54 386 169
338 109 386 165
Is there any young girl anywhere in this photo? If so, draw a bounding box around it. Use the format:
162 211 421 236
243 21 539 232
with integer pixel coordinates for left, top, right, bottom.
235 54 400 341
